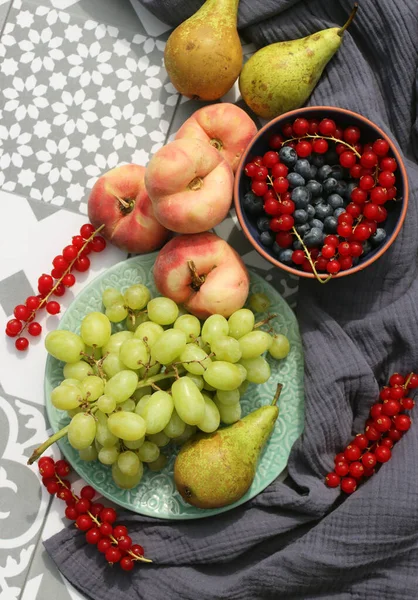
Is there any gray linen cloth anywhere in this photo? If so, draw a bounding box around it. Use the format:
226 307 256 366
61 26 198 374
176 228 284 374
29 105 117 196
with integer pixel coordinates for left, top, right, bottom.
45 1 418 598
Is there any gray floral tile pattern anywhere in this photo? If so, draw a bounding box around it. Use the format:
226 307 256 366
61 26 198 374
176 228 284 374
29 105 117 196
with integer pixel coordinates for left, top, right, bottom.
0 0 178 214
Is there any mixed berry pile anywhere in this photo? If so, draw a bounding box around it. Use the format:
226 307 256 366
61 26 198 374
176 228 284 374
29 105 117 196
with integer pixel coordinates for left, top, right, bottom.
242 116 400 279
326 372 416 494
5 223 106 351
37 456 150 569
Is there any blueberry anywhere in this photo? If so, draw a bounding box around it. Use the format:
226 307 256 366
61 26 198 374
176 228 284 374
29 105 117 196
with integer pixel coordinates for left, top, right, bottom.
328 165 345 181
324 215 338 233
309 165 318 180
323 178 339 196
327 193 344 209
312 195 325 206
307 204 315 219
294 159 312 180
243 192 264 216
314 203 333 220
362 241 372 255
334 207 346 218
335 181 348 197
293 240 303 250
306 180 323 197
309 218 324 231
278 249 293 265
370 228 387 246
279 146 297 167
257 216 271 232
287 172 305 188
259 231 274 247
352 257 360 266
317 165 333 181
310 153 325 168
272 242 281 257
291 186 312 209
295 223 311 236
324 150 338 164
303 227 324 248
347 182 357 199
294 209 308 224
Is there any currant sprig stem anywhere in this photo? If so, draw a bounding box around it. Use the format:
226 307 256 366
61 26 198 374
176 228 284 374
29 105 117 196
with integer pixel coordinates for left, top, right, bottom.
282 133 361 158
292 227 332 283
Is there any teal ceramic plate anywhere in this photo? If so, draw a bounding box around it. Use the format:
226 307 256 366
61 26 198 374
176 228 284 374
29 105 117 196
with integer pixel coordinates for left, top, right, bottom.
44 253 305 519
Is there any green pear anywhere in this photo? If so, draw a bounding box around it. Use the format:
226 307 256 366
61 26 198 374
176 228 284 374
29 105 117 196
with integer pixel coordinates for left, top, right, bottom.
239 4 358 119
164 0 242 101
174 384 282 508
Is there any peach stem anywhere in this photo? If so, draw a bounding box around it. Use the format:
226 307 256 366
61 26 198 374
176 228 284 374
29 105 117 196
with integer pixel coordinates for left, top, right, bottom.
188 260 206 290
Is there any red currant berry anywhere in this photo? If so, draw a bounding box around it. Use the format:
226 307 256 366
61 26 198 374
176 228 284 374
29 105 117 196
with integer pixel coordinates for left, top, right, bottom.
131 543 145 557
362 203 379 221
375 446 392 463
38 274 54 295
62 273 76 287
113 525 128 539
100 522 113 536
349 461 364 479
90 502 104 518
359 175 374 191
334 452 346 464
337 222 353 237
295 140 312 158
80 223 95 239
273 177 289 194
46 481 60 495
341 477 357 494
360 151 378 168
268 135 283 149
386 186 397 200
46 301 60 315
336 242 350 257
26 296 41 311
370 403 383 419
72 236 84 250
336 143 346 155
333 128 343 140
388 427 403 442
378 170 395 188
75 498 91 514
343 126 361 144
282 122 293 138
351 187 368 204
63 245 78 261
350 164 362 179
80 485 95 500
389 385 405 400
401 397 415 410
361 452 377 468
344 444 361 462
339 256 353 271
252 156 263 166
275 231 293 248
52 255 69 271
370 186 388 205
363 467 375 477
335 461 349 476
380 438 394 449
324 235 339 247
271 163 288 178
302 259 313 273
280 199 295 214
54 460 71 477
263 190 275 202
100 507 117 523
6 319 23 336
117 535 132 551
326 259 341 274
53 283 66 297
252 181 268 197
393 414 411 431
105 547 122 564
74 256 90 273
407 373 418 389
253 166 269 180
308 120 319 135
325 472 340 488
120 556 135 571
315 256 329 271
375 206 388 223
348 242 362 257
76 514 94 531
27 322 42 337
86 527 102 545
312 138 328 154
269 218 281 233
365 424 381 441
353 434 369 450
373 139 390 157
292 250 305 265
276 214 294 231
15 337 29 351
292 118 310 136
244 163 257 177
374 415 392 432
380 156 397 172
319 119 336 136
382 399 401 416
380 387 391 400
39 463 56 480
337 213 353 227
65 506 78 520
353 224 371 242
39 456 54 469
14 305 30 321
321 244 335 259
57 487 73 503
264 199 281 216
98 538 112 554
339 151 356 168
262 151 279 168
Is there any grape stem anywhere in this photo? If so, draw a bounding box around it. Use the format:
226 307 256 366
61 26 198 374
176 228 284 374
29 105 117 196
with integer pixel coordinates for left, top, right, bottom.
253 314 278 329
271 383 283 406
136 369 186 389
27 425 70 465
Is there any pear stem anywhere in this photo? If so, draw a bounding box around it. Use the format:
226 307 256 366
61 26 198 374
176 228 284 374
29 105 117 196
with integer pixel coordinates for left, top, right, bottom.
338 3 358 37
271 383 283 406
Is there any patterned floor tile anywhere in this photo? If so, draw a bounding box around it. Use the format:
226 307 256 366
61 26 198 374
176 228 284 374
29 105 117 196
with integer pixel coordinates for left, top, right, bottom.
0 0 178 215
